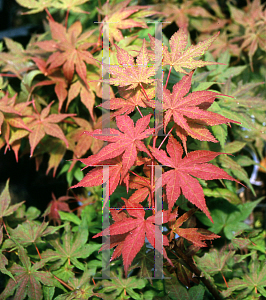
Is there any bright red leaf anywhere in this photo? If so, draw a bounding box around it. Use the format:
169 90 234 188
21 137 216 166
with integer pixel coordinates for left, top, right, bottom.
80 114 154 181
149 71 240 152
93 199 175 276
149 135 240 222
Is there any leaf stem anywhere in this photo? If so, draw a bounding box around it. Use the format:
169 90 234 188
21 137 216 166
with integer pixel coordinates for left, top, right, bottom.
65 9 70 28
129 170 150 185
136 105 144 118
0 73 18 78
45 8 54 21
140 83 150 102
34 243 42 260
221 271 228 288
165 66 172 89
2 220 10 238
158 125 174 150
53 274 74 290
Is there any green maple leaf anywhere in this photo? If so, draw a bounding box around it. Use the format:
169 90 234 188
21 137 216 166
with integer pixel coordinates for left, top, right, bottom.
2 219 63 249
41 220 100 271
222 255 266 298
210 78 265 133
54 267 100 300
0 179 25 223
0 221 15 281
0 242 60 300
194 248 235 277
0 179 25 261
196 198 263 240
97 267 147 300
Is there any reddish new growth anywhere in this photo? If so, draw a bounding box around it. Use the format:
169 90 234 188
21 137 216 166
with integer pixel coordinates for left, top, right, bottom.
71 28 242 276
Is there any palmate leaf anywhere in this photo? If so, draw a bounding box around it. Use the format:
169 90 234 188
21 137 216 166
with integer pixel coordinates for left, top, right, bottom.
27 102 75 156
52 0 90 14
197 198 263 240
228 0 266 71
41 220 100 271
98 0 158 44
0 93 32 149
2 220 63 250
36 19 98 85
0 223 15 281
96 267 147 300
14 0 55 14
0 179 25 268
54 267 100 300
31 57 68 112
102 40 157 90
45 193 73 226
0 241 59 300
15 0 90 14
159 1 215 31
71 156 127 202
93 200 175 276
93 198 175 275
169 209 220 247
164 269 205 300
149 135 240 222
79 114 154 182
128 246 160 285
215 78 265 133
149 28 222 74
148 71 239 152
99 84 156 118
194 248 235 278
222 255 266 298
0 179 25 222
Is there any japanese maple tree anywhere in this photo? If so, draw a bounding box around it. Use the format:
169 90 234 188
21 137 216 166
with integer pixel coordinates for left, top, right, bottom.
1 1 264 299
70 27 243 277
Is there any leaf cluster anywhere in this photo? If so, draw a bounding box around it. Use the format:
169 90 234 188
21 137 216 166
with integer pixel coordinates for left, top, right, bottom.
0 0 266 299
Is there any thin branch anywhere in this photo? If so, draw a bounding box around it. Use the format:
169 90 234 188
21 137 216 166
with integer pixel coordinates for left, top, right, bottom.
173 246 225 300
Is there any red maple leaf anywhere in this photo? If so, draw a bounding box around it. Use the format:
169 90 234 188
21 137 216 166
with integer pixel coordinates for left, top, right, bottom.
169 208 220 247
148 71 240 152
71 156 129 200
0 92 32 150
98 84 155 118
80 114 154 181
35 19 98 85
31 57 68 112
93 199 175 276
98 0 159 44
46 193 73 225
27 102 75 156
149 135 240 222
